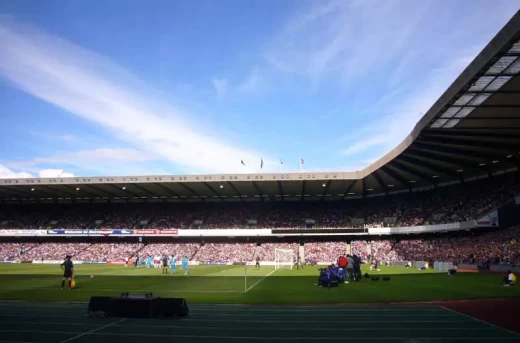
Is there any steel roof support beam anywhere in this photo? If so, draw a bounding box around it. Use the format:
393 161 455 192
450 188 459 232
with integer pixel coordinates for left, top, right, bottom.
372 171 387 195
450 104 520 108
132 184 159 198
459 90 520 94
418 137 520 150
399 154 462 178
342 180 357 200
413 142 509 160
154 183 181 199
321 180 331 201
406 148 485 172
4 186 58 199
227 182 243 202
436 117 520 120
46 186 79 198
0 187 25 198
362 178 366 198
100 184 134 198
178 183 200 198
300 180 306 202
277 181 285 201
203 182 223 201
423 131 520 140
389 160 435 184
251 182 264 202
379 166 411 190
62 185 98 202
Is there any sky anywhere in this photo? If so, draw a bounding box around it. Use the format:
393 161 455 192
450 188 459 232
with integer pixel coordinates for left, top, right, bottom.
0 0 518 178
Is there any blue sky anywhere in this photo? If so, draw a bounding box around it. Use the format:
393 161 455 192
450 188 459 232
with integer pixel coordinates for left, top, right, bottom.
0 0 518 178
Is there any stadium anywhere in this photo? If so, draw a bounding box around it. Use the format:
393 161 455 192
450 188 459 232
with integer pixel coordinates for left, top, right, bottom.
0 7 520 343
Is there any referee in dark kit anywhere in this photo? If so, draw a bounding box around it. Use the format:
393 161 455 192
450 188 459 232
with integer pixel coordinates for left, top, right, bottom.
60 255 74 290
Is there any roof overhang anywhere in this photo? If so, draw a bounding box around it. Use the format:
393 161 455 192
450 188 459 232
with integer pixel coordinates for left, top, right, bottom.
1 11 520 203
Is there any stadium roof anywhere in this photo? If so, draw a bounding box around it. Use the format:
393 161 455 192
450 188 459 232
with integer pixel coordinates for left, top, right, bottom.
1 11 520 204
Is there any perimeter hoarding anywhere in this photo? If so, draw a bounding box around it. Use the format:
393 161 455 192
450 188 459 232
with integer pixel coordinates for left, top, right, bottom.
0 230 46 236
132 230 178 236
44 229 178 236
46 229 133 236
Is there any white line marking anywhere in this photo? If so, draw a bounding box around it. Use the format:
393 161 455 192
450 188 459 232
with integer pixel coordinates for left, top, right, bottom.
245 269 277 292
0 315 470 323
178 318 472 324
0 321 496 331
438 305 520 337
25 288 241 293
57 318 126 343
0 330 513 340
1 309 461 318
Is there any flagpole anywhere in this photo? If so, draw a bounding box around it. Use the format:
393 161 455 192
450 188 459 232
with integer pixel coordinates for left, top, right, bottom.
299 156 302 173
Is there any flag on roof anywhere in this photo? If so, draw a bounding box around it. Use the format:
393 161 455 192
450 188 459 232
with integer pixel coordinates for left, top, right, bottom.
300 157 304 165
261 158 264 169
241 160 245 166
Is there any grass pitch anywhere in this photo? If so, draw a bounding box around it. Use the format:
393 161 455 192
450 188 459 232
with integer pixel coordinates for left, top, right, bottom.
0 264 519 304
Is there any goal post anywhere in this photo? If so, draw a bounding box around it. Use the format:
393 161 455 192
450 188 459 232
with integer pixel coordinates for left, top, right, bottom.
275 248 294 270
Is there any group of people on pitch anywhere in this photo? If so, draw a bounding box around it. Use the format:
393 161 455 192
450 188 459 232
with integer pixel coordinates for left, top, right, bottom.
316 254 362 287
134 254 190 275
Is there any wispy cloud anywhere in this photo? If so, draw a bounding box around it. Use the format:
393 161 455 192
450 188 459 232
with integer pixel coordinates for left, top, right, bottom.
3 148 164 177
0 18 270 175
265 0 434 87
29 148 155 165
339 53 478 164
237 67 262 93
37 169 75 178
212 78 229 99
339 137 386 157
0 164 74 179
0 165 32 179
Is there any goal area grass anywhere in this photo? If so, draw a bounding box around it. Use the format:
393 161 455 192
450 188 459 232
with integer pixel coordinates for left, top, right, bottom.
0 264 519 304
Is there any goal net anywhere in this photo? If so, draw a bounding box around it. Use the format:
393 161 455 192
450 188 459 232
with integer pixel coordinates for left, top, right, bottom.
275 248 294 270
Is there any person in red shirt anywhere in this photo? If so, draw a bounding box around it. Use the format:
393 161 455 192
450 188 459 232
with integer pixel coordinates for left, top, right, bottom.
338 255 348 268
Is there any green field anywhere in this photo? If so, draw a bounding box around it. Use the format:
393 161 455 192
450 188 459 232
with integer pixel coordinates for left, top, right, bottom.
0 264 519 304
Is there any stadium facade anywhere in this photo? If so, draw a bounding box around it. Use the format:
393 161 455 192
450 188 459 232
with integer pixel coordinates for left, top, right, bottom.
0 11 519 243
0 13 519 205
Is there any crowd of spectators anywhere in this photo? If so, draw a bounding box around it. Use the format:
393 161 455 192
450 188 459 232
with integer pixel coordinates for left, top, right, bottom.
138 243 200 260
20 243 90 261
0 225 519 265
0 243 33 261
101 211 140 230
146 210 207 230
204 209 258 229
304 241 346 263
0 173 518 230
197 243 256 262
74 243 143 262
258 243 299 261
346 225 520 266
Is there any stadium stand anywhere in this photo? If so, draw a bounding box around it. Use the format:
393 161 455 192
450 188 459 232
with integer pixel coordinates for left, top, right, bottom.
0 224 518 264
0 173 518 231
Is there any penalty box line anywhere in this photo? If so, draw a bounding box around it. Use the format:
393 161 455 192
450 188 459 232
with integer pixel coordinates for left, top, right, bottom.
245 269 277 293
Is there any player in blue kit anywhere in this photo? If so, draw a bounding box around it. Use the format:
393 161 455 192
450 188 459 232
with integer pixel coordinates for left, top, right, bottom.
146 255 152 268
170 255 176 274
181 256 189 275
